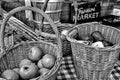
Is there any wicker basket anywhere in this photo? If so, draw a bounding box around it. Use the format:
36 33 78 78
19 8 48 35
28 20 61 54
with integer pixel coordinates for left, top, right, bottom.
0 6 62 80
1 1 74 56
66 22 120 80
31 0 63 29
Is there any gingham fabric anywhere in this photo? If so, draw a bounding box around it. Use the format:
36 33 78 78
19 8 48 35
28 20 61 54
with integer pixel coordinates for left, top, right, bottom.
56 55 120 80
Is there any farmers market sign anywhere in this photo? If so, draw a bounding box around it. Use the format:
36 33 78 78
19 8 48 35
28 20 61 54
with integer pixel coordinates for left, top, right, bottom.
76 2 100 23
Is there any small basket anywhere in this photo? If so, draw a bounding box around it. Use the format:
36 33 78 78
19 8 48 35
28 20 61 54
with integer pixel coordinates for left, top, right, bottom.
66 22 120 80
0 7 62 80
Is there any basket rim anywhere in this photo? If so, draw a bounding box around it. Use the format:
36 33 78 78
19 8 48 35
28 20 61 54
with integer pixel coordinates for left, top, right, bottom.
0 40 62 80
66 22 120 51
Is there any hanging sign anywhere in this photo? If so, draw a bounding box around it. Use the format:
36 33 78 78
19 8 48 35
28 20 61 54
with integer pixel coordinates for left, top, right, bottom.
76 1 101 23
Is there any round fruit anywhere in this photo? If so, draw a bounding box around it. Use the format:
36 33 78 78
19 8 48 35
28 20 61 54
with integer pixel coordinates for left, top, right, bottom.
91 31 104 42
28 46 43 61
37 60 43 68
42 54 56 69
39 68 50 76
13 68 20 74
1 69 19 80
19 59 32 68
19 63 38 79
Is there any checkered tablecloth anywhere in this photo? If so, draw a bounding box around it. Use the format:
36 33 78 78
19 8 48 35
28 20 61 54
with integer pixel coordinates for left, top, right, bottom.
56 55 120 80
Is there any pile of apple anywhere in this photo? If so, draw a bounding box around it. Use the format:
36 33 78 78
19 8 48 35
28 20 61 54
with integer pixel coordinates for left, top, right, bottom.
1 46 56 80
76 31 114 48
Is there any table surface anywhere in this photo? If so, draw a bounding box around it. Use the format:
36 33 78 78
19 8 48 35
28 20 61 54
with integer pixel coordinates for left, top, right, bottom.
56 55 120 80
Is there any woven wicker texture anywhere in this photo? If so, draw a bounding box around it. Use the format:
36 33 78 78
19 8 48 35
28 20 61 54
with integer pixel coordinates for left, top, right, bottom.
1 1 74 56
0 6 62 80
41 23 74 56
30 0 63 29
0 20 14 50
66 22 120 80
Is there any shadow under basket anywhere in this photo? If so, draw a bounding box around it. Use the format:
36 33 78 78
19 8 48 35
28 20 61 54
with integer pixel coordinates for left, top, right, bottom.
66 22 120 80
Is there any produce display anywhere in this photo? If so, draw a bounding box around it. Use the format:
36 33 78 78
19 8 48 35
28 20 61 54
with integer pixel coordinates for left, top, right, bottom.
76 31 114 48
1 46 56 80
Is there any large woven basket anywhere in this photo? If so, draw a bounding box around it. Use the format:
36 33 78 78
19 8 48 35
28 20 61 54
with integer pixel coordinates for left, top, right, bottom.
0 6 62 80
66 22 120 80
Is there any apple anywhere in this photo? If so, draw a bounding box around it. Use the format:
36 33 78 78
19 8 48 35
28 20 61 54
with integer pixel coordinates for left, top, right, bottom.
19 63 38 79
1 69 19 80
39 68 50 76
13 68 20 74
42 54 56 69
19 59 32 68
37 59 43 68
28 46 43 61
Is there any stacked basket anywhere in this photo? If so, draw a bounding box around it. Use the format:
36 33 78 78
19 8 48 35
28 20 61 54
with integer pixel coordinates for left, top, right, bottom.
0 7 62 80
66 22 120 80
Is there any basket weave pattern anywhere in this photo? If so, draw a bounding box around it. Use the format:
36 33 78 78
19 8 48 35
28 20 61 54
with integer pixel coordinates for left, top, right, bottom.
43 23 74 56
0 7 62 80
67 22 120 80
1 1 73 56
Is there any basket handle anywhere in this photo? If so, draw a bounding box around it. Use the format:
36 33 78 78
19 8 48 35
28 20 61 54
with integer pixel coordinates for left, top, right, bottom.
0 6 62 53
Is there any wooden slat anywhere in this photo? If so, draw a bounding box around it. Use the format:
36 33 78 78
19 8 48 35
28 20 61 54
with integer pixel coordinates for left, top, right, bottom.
25 0 33 20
